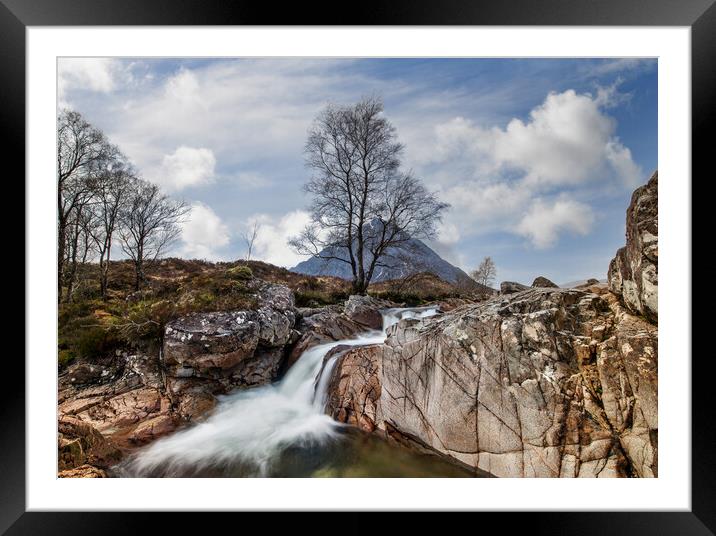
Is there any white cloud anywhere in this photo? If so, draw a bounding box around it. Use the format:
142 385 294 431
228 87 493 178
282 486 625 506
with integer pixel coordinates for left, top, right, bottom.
178 202 230 260
436 220 461 246
426 89 642 189
495 90 617 186
103 59 370 180
414 88 645 248
605 139 642 187
164 69 201 101
152 146 216 192
246 210 312 268
516 197 595 249
61 60 650 257
58 58 127 108
59 58 117 93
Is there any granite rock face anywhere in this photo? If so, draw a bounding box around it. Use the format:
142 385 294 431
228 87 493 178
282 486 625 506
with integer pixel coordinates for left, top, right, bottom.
377 286 657 477
608 171 658 323
324 345 383 433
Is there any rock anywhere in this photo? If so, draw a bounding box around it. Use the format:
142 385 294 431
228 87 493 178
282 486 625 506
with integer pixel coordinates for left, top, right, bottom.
325 284 658 478
255 283 296 347
58 415 122 471
500 281 529 294
531 276 558 288
66 362 110 385
164 311 261 372
58 465 108 478
377 287 657 477
288 307 366 368
177 391 218 422
343 295 392 330
324 345 383 433
58 354 177 456
163 282 296 391
586 278 600 285
608 171 658 323
128 414 178 443
58 282 299 475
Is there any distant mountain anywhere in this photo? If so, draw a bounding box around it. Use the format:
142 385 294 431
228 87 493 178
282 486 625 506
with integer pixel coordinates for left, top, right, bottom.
290 220 473 286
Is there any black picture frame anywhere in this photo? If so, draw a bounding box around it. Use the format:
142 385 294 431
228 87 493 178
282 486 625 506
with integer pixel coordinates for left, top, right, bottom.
4 0 708 532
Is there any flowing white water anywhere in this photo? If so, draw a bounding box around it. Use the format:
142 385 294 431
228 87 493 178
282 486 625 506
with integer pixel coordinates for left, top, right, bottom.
123 306 438 477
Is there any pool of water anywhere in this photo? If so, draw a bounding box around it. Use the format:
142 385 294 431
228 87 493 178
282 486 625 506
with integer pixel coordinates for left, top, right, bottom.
117 426 475 477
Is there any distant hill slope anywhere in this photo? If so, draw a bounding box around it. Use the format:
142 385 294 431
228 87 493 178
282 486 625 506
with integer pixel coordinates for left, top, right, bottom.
290 230 473 286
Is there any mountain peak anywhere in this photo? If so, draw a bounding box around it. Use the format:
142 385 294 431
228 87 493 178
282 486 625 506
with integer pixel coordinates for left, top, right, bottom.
290 230 471 285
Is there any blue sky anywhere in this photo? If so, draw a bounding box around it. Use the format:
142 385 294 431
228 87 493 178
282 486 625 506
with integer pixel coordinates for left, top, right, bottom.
58 57 657 285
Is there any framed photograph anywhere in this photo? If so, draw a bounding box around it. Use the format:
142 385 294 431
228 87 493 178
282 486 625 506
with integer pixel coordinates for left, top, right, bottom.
6 0 707 531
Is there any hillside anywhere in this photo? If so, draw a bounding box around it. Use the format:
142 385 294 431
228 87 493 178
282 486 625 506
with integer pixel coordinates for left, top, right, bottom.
57 258 478 369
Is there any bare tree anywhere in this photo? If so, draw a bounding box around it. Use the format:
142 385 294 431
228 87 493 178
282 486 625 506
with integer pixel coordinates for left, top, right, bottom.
88 160 136 300
471 256 497 289
63 202 97 301
119 179 189 290
290 97 448 294
243 221 261 261
57 109 112 302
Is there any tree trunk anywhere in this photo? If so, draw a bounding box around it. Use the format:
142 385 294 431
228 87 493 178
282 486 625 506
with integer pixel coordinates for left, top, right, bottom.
352 279 368 295
57 219 66 304
134 257 145 291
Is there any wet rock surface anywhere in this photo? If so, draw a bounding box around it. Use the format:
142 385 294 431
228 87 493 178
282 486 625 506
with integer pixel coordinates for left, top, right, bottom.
162 283 297 397
58 353 179 460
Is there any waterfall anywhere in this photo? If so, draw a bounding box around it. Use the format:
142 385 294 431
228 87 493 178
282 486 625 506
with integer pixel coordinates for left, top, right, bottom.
121 306 438 477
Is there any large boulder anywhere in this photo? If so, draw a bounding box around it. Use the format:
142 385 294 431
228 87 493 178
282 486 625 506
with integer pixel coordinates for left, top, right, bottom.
164 311 260 373
322 176 658 478
500 281 529 295
532 276 558 288
163 283 296 392
608 171 658 323
326 286 657 478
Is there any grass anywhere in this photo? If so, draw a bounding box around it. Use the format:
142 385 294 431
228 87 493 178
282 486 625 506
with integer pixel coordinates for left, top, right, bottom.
58 259 480 369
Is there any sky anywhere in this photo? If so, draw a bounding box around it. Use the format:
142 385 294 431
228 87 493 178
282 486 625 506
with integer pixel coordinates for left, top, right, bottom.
58 57 657 285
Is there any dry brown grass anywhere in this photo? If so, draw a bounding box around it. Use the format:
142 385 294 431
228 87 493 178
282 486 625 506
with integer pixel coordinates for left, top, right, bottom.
59 258 479 366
